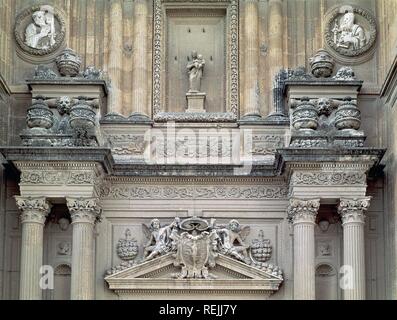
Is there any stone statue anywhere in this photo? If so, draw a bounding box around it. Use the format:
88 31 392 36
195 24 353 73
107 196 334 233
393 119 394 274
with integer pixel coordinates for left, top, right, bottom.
25 8 56 49
215 219 251 263
186 51 205 93
143 218 180 260
333 11 366 51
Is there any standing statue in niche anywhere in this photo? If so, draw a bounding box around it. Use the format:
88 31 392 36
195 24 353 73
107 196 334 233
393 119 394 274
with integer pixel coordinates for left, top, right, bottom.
332 11 366 51
25 7 56 49
187 51 205 93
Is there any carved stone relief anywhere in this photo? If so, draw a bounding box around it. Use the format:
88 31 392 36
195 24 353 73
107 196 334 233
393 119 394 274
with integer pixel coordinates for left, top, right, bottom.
153 0 239 122
116 229 139 261
324 5 377 63
107 217 283 281
14 5 66 58
57 241 71 256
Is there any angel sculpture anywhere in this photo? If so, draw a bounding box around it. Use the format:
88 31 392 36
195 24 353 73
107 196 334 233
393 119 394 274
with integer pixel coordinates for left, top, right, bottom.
142 218 180 261
215 219 251 264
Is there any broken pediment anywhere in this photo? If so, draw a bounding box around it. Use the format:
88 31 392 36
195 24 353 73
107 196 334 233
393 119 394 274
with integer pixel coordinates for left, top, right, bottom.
105 253 283 297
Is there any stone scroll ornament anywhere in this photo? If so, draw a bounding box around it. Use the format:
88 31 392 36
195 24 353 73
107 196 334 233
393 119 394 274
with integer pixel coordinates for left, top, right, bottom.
324 5 376 58
106 217 284 280
14 4 66 56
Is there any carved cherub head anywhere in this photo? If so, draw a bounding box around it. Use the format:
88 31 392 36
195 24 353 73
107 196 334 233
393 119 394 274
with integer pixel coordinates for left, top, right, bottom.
150 218 160 231
228 219 240 232
58 217 70 231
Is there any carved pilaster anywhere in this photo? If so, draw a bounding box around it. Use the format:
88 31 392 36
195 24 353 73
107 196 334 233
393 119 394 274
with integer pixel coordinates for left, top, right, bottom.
287 197 320 300
337 197 371 300
14 196 51 300
242 0 261 119
66 197 101 299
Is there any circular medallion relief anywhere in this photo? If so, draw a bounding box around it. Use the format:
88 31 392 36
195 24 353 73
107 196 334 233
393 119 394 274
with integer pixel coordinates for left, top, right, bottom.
14 4 66 57
324 5 377 63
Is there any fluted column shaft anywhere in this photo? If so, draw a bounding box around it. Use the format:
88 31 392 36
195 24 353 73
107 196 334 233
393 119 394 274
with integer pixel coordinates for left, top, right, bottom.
268 0 284 114
67 197 101 300
287 198 320 300
108 0 123 114
242 0 261 119
132 0 149 117
15 196 51 300
338 197 371 300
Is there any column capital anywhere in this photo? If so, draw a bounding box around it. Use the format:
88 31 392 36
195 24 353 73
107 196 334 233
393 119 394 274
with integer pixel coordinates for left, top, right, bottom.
287 198 320 224
338 197 371 224
66 197 101 224
15 196 52 224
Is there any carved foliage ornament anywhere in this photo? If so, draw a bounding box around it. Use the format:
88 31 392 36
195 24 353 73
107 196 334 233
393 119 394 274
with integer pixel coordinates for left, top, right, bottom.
66 197 101 224
287 198 320 224
324 5 376 58
337 197 371 224
14 196 52 224
14 5 66 56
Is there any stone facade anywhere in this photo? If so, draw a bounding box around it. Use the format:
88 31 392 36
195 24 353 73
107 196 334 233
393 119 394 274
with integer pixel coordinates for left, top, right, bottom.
0 0 394 300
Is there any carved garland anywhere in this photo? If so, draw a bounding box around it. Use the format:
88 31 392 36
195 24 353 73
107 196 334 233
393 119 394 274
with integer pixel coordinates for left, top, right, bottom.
152 0 239 121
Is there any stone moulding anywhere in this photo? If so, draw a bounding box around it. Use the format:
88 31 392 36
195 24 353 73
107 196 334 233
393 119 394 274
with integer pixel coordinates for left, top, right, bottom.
152 0 239 122
105 253 283 296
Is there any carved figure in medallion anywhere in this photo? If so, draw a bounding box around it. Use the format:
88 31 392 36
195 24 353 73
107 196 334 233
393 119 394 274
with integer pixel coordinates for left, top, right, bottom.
187 51 205 92
25 7 56 49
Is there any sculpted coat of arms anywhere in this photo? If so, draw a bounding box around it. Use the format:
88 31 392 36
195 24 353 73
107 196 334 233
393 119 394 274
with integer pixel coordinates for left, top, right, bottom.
136 216 280 279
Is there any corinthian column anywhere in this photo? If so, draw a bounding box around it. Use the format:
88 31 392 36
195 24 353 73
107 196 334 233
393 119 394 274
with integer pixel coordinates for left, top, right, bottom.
338 197 371 300
66 197 101 300
15 196 52 300
108 0 123 114
241 0 261 120
131 0 151 121
287 198 320 300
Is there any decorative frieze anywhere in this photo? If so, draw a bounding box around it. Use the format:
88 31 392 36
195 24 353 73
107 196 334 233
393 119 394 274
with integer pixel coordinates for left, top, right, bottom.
15 196 52 224
291 172 366 186
286 198 320 224
20 170 96 185
251 135 284 155
100 185 288 200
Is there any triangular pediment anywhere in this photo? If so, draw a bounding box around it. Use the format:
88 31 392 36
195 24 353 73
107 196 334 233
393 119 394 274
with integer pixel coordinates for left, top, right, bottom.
105 253 283 294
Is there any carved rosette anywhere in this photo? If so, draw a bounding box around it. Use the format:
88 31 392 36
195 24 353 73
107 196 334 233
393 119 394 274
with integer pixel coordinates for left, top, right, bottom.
66 197 101 224
287 198 320 224
337 197 371 224
15 196 52 224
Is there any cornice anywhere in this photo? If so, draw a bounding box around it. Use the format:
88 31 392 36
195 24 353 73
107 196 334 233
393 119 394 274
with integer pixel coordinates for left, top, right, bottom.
0 147 114 174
